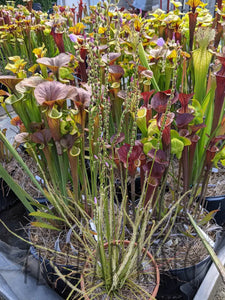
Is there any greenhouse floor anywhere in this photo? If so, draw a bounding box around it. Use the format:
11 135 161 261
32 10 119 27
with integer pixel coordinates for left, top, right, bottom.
0 245 62 300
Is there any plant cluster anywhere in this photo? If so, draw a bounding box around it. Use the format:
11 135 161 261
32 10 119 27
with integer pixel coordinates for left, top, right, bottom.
0 0 225 299
0 0 87 69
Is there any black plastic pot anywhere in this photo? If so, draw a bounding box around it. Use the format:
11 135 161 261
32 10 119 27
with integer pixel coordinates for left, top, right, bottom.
29 197 81 299
30 245 80 300
32 2 42 11
204 195 225 226
115 177 142 203
157 255 212 300
0 179 18 212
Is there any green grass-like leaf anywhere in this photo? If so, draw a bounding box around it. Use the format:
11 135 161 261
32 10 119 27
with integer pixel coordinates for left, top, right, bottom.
29 211 64 221
0 163 35 212
138 43 160 92
188 213 225 284
198 209 218 226
31 221 60 231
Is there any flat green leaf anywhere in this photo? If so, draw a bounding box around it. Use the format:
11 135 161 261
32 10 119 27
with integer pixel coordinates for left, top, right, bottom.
138 43 159 92
181 231 195 238
198 209 218 226
202 89 212 115
31 221 60 231
188 213 225 284
0 163 35 213
29 211 64 221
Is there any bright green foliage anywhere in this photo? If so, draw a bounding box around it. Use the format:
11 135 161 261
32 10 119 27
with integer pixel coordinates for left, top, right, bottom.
171 130 191 159
192 27 215 103
214 146 225 167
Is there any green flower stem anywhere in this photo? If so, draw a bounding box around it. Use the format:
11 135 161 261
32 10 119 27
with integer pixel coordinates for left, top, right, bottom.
130 176 136 219
80 147 88 212
92 113 100 157
97 200 109 287
182 146 189 193
80 109 89 209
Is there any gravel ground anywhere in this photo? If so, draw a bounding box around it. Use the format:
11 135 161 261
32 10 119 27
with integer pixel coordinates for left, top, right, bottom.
212 277 225 300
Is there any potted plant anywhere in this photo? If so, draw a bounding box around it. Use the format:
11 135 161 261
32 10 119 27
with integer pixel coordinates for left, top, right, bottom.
0 3 163 298
134 1 225 297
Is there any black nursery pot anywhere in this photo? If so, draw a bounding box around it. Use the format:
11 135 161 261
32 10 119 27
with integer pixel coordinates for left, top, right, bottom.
204 195 225 226
0 179 18 212
30 245 80 299
29 198 80 299
115 177 142 203
157 255 212 300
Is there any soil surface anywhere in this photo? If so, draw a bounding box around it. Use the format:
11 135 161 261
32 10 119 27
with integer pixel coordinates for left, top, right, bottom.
2 148 42 198
206 165 225 197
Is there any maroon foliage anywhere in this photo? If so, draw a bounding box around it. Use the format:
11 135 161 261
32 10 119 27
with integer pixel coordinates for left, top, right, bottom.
151 90 179 113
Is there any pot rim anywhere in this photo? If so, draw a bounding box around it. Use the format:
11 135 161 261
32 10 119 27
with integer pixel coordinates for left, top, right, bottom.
205 194 225 201
168 254 211 274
